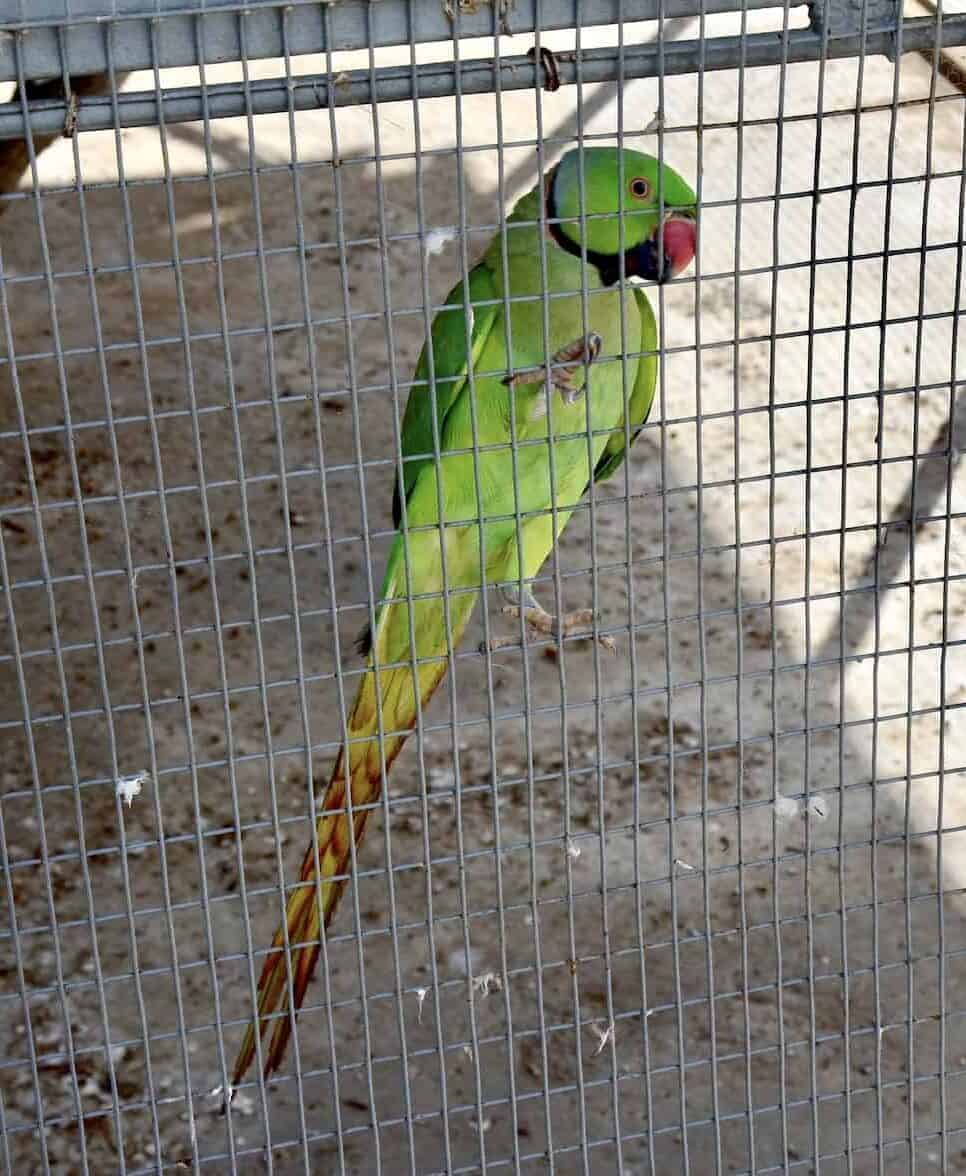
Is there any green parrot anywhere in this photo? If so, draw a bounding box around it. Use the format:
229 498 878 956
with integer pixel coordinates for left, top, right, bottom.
232 146 696 1083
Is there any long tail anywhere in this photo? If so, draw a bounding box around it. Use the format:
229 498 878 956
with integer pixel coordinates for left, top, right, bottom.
232 587 476 1083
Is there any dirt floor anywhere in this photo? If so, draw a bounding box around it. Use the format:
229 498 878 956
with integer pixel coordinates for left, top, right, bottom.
1 19 966 1175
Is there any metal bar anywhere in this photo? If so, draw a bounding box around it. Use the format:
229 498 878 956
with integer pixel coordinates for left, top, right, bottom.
0 0 804 82
689 1 719 1168
142 11 256 1161
4 938 966 1084
0 14 964 139
2 0 963 1166
2 799 965 952
799 0 832 1163
811 388 966 709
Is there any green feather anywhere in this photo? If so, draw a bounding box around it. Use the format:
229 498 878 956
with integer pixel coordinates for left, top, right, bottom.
356 263 499 656
393 263 500 528
591 287 659 485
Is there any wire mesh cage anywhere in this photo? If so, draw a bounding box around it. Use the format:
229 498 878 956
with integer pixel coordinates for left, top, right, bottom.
1 0 965 1172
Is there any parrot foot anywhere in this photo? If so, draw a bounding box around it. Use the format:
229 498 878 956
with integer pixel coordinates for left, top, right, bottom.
502 332 603 405
484 602 616 654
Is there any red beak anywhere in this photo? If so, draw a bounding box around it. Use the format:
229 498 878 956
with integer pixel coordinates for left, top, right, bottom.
659 215 697 278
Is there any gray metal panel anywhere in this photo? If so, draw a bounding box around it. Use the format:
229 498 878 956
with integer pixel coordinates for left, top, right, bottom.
0 12 961 139
0 0 805 83
809 0 902 56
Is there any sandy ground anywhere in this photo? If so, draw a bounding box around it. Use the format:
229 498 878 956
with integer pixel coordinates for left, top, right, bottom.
1 20 966 1175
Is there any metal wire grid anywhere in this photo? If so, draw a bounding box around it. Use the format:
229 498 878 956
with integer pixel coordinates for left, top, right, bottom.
4 11 966 140
0 0 964 1172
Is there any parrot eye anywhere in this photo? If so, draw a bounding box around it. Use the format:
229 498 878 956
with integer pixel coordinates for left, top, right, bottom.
629 177 650 200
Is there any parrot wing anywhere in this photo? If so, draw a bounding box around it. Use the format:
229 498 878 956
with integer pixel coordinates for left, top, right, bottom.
392 261 501 528
355 260 501 657
590 286 659 487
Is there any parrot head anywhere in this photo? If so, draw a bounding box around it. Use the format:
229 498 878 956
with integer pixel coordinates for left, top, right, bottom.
546 146 697 286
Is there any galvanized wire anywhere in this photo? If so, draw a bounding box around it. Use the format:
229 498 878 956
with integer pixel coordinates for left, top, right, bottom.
0 0 964 1172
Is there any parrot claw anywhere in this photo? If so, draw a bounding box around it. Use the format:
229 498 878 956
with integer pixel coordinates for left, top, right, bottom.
557 379 583 406
503 331 604 405
485 602 616 654
551 332 603 405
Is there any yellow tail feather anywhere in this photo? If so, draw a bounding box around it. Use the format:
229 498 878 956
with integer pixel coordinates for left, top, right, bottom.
232 630 460 1084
